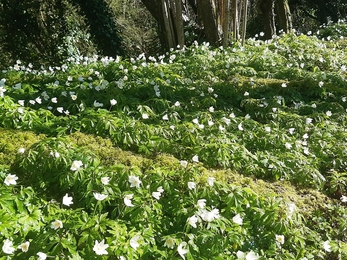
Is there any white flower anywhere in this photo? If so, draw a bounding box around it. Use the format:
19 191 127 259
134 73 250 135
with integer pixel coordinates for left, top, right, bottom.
303 147 309 155
197 199 206 209
236 251 245 259
288 128 295 134
93 100 103 107
37 252 47 260
13 83 22 89
152 191 162 200
51 97 58 103
265 126 271 132
18 148 25 154
326 110 332 117
50 151 60 158
142 113 149 119
93 192 108 201
2 239 15 254
93 239 109 255
285 142 292 149
281 82 287 88
57 107 64 113
276 234 285 244
244 91 249 96
110 99 117 106
192 155 199 163
319 81 324 87
187 182 196 190
71 94 77 101
287 203 296 219
62 193 73 206
157 186 164 193
208 106 214 112
128 176 142 188
222 117 231 125
238 123 243 131
124 194 134 207
18 100 25 106
164 237 175 249
306 118 313 124
200 208 220 222
51 220 63 230
18 241 30 252
192 118 199 125
246 251 260 260
130 235 140 250
174 101 180 107
207 177 215 186
177 242 189 259
35 97 42 104
187 215 198 228
232 214 243 225
101 177 110 185
162 114 169 120
180 160 188 168
4 174 18 186
340 195 347 203
0 86 7 97
70 160 83 171
323 240 331 252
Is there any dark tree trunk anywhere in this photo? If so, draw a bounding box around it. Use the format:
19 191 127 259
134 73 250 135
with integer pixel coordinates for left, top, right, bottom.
275 0 292 32
258 0 276 39
173 0 185 47
197 0 219 45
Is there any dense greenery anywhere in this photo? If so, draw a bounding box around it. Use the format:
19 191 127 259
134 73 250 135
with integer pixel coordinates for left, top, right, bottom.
1 24 347 259
1 0 347 69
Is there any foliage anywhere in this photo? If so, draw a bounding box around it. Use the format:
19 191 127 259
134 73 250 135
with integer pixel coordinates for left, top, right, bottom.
1 27 347 258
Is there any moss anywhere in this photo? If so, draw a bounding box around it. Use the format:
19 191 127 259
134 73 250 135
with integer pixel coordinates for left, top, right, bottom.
0 127 337 227
0 127 45 167
67 131 151 168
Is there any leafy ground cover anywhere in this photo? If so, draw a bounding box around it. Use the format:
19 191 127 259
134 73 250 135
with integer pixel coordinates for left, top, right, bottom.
1 25 347 259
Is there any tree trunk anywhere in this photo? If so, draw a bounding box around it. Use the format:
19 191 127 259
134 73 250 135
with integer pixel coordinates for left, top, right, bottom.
197 0 219 45
275 0 292 33
141 0 168 50
231 0 239 40
161 0 175 48
173 0 185 48
241 0 248 45
258 0 276 39
222 0 230 46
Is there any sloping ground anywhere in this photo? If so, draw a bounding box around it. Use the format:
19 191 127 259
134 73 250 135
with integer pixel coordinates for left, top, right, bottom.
0 30 347 259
